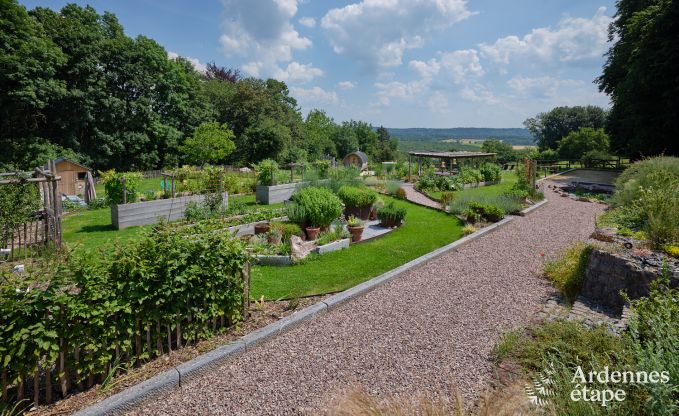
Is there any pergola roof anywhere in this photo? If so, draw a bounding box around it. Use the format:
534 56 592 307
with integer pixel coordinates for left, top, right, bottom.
408 151 496 159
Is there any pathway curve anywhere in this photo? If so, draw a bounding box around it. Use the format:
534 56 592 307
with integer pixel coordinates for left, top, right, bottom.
399 182 440 209
131 185 604 415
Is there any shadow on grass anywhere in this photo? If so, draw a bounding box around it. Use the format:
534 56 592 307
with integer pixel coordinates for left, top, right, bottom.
77 224 116 233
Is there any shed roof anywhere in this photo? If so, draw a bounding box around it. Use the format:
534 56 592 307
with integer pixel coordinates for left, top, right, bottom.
53 157 91 171
408 151 496 159
345 151 369 163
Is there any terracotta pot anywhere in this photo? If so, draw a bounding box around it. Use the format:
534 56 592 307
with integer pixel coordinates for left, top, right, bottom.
305 226 320 240
254 223 270 235
347 225 365 243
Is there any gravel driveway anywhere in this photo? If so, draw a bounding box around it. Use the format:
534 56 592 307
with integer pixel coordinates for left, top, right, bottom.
130 185 604 415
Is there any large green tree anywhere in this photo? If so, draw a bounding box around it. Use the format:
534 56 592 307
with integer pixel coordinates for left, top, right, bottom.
557 128 610 160
523 106 608 151
597 0 679 157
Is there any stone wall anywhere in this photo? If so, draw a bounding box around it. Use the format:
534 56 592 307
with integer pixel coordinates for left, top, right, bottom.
582 248 679 312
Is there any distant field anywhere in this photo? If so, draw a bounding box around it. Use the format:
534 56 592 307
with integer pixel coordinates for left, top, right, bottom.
387 127 534 146
512 145 537 150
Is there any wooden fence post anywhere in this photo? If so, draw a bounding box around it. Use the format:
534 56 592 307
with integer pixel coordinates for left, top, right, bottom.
121 176 127 205
243 262 251 319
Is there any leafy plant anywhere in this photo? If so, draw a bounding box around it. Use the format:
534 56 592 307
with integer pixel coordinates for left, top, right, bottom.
462 224 477 236
544 242 594 302
479 163 501 182
254 159 279 186
316 223 349 246
377 202 406 226
395 187 407 200
614 156 679 207
100 170 142 204
290 187 342 228
180 122 235 165
337 186 378 208
439 191 454 211
270 221 302 242
458 168 483 184
285 202 307 225
347 215 364 227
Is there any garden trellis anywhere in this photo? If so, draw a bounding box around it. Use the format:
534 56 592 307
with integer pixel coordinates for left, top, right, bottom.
0 164 63 261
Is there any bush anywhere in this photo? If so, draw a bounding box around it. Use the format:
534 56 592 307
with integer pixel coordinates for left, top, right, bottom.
337 186 378 208
0 176 42 247
395 187 407 200
285 201 307 225
377 202 407 227
254 159 279 186
415 174 436 190
312 160 331 178
449 195 518 219
637 182 679 248
614 156 679 207
479 163 501 182
385 180 401 195
328 166 362 193
458 168 483 184
439 191 454 210
290 187 342 228
544 242 593 302
581 149 614 168
270 221 303 242
556 127 610 160
462 224 477 235
100 170 142 204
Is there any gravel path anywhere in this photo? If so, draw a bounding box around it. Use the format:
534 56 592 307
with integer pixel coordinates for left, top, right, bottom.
400 182 440 209
130 185 604 415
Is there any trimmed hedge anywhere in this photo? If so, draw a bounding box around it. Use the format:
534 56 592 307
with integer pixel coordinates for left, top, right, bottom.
291 186 342 228
337 186 378 207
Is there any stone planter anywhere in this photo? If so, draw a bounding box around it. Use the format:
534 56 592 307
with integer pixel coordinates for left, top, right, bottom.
314 238 350 254
255 179 330 205
111 192 228 229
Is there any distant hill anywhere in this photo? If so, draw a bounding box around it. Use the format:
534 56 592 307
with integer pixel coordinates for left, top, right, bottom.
387 127 535 151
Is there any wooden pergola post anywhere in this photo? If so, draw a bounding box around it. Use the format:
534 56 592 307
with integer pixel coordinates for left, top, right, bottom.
408 154 412 182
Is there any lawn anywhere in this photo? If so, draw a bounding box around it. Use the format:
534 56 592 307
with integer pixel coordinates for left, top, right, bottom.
250 196 464 300
93 176 165 196
425 171 518 201
61 194 280 251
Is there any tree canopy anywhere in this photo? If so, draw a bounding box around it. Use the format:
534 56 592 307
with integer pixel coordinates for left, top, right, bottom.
523 106 608 151
597 0 679 157
557 128 610 160
0 1 396 171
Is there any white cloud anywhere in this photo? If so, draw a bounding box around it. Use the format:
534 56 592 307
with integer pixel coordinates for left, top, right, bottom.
321 0 474 70
167 51 207 73
290 86 339 106
410 49 483 83
479 7 612 65
374 79 429 99
220 0 311 77
298 16 316 27
507 76 582 98
427 91 449 113
459 84 498 105
273 62 323 83
337 81 356 89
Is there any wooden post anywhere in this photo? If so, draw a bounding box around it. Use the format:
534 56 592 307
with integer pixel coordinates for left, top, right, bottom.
121 176 127 204
408 154 412 182
242 262 251 319
171 176 175 198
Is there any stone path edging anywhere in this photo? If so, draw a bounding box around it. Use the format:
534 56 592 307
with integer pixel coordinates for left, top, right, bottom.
74 201 547 416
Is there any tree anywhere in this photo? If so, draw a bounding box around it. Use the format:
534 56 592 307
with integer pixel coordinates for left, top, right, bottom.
180 122 235 165
304 110 338 159
523 106 608 150
481 139 517 164
557 128 610 160
597 0 679 157
375 126 399 162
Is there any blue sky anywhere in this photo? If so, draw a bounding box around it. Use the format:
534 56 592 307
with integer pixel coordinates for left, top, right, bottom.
20 0 616 128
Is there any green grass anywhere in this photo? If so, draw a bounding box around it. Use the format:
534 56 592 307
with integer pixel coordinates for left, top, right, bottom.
251 196 464 300
93 176 165 196
425 171 518 201
61 194 279 251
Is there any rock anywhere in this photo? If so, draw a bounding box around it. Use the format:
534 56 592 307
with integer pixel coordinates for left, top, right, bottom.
12 264 25 273
591 227 617 243
290 236 313 261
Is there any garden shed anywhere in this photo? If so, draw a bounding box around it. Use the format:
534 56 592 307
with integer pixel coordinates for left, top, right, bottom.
343 151 369 171
52 157 91 196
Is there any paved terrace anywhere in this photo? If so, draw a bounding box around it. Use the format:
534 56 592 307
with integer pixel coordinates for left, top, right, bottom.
130 184 604 415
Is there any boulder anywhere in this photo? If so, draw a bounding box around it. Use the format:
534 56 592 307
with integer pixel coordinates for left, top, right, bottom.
290 236 314 261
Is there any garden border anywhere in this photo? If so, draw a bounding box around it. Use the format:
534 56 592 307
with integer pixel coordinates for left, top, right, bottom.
74 200 547 416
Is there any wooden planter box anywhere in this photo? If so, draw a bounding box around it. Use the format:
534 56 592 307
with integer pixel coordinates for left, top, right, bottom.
255 179 329 204
111 192 228 229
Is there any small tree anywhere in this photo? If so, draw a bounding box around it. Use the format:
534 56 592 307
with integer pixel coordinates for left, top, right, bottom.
181 122 236 165
557 128 609 160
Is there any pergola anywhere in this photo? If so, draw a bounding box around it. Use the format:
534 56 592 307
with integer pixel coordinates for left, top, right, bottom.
407 151 497 181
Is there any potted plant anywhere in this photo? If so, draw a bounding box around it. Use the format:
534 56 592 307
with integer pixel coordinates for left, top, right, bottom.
254 222 270 235
370 197 384 220
346 215 365 243
267 227 282 245
377 202 407 228
290 187 342 240
337 186 378 220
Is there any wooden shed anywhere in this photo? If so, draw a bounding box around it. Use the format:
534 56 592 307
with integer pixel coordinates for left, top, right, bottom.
52 157 91 196
343 151 369 171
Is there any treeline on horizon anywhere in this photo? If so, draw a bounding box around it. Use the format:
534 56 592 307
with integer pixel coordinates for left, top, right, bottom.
0 1 398 172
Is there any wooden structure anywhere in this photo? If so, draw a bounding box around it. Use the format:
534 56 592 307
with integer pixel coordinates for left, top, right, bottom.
343 151 369 171
407 151 497 181
52 157 91 196
0 163 62 260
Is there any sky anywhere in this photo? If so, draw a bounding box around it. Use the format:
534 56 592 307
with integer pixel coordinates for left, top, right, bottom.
19 0 616 128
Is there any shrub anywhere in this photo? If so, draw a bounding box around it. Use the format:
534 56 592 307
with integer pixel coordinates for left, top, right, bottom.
637 183 679 248
479 163 501 182
316 221 349 245
462 208 481 224
87 197 109 209
185 201 212 221
544 242 593 302
285 201 307 225
0 176 42 247
377 202 407 226
328 166 362 193
385 180 401 195
614 156 679 207
453 200 507 222
100 170 142 204
337 186 378 207
458 168 483 184
462 224 477 236
481 205 505 222
556 127 609 160
312 160 331 178
664 245 679 258
270 221 303 242
415 174 436 190
581 149 614 168
395 187 407 200
439 191 454 210
254 159 279 186
290 187 342 228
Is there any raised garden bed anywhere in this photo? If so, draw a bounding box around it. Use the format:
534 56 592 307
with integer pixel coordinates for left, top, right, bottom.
111 192 228 229
256 179 329 204
253 238 351 265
